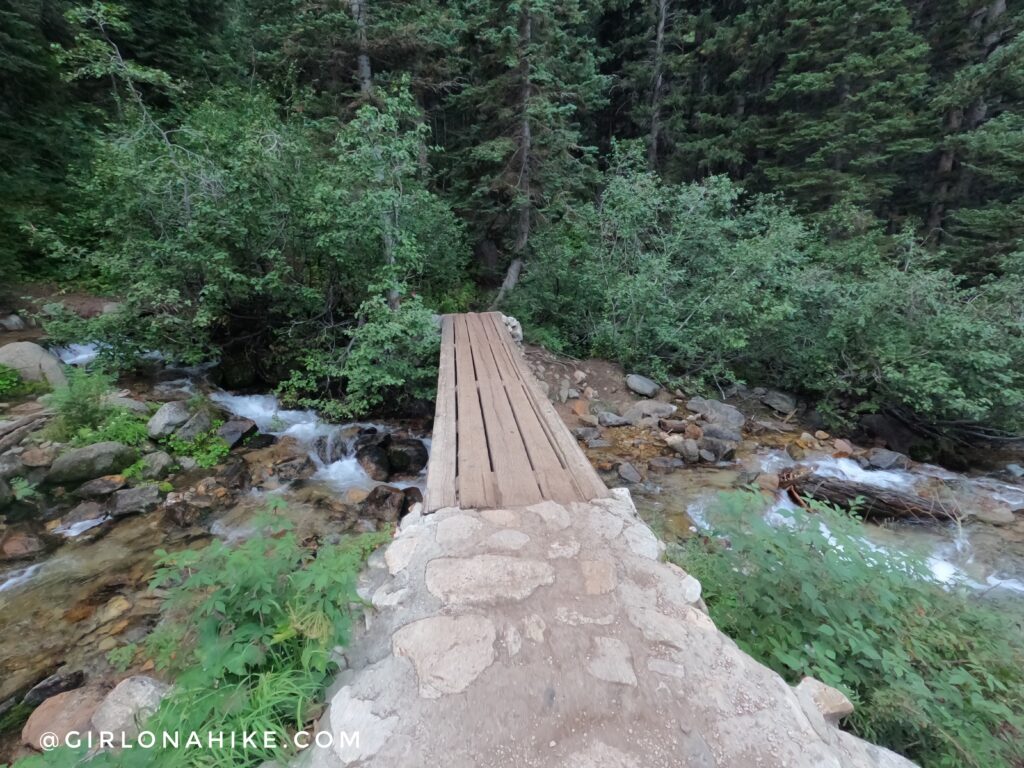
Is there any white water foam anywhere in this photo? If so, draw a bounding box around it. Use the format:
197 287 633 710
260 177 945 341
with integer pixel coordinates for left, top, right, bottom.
0 563 42 593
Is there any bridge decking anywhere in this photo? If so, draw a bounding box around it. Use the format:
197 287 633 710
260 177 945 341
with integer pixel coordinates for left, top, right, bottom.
424 312 609 511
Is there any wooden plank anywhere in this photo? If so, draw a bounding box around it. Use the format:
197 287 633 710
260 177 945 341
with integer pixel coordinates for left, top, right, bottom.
425 315 457 511
466 313 543 506
477 313 580 504
486 312 610 501
453 314 495 508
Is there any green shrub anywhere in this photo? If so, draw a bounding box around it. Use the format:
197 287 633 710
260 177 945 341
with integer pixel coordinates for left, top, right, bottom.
163 422 230 468
70 409 149 448
674 492 1024 768
45 369 115 440
0 364 49 398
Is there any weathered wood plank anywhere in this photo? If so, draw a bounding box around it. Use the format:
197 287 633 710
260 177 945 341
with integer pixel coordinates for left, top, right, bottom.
453 314 495 508
424 315 457 511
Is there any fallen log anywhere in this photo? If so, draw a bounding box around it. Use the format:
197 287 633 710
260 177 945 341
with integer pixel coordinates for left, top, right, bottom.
780 471 961 522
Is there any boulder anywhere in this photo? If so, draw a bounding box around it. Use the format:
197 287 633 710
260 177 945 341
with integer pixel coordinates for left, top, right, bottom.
622 400 676 423
0 477 11 509
361 485 407 523
833 439 855 457
20 446 57 468
616 462 642 484
597 411 631 428
102 395 149 415
0 452 25 480
1005 463 1024 479
0 313 26 331
587 437 611 449
625 374 660 398
685 397 746 431
22 686 107 751
146 401 191 439
61 501 106 527
700 423 742 444
140 451 175 480
666 436 700 463
386 438 429 475
795 677 854 726
866 448 911 471
501 315 523 343
216 418 257 449
47 442 138 484
0 342 66 388
572 427 601 441
698 436 737 462
859 414 920 455
760 389 798 414
1 527 45 561
648 456 683 473
74 475 127 498
24 669 86 707
90 676 170 741
175 409 212 441
108 485 161 518
356 445 391 481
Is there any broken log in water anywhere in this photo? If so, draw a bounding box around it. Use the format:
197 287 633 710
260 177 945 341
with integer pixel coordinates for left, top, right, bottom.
779 471 961 522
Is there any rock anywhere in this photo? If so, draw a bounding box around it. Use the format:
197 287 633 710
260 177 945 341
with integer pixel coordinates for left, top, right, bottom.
760 389 798 414
91 676 170 741
102 395 149 414
47 442 138 484
0 452 25 480
216 418 257 448
597 411 630 428
20 446 57 468
570 399 590 418
74 475 127 498
685 397 746 431
1005 463 1024 479
797 432 818 448
0 313 26 331
361 485 407 523
0 342 66 388
648 456 683 473
616 462 642 484
787 443 806 461
140 451 175 480
757 473 780 491
386 438 429 475
573 370 587 384
108 484 161 518
974 506 1016 525
24 669 86 707
0 477 11 509
698 436 737 462
622 399 677 423
666 436 700 463
659 419 689 433
146 401 191 439
814 430 830 441
501 315 523 343
859 413 920 455
572 427 601 441
22 686 107 751
61 501 105 527
175 409 212 441
866 448 911 471
833 438 855 457
1 527 46 561
700 423 742 443
392 615 497 699
356 444 391 481
625 374 660 398
795 677 854 725
586 437 611 449
578 414 599 427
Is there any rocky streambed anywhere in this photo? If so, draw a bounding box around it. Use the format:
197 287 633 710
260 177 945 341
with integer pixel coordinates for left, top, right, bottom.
0 344 431 762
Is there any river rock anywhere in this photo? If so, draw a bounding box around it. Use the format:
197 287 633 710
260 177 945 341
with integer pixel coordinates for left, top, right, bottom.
625 374 660 397
361 485 407 523
598 411 630 428
217 418 257 449
91 676 170 741
700 423 742 444
62 501 105 527
1 527 45 560
0 342 67 388
0 452 25 480
648 456 683 473
146 401 191 439
356 444 391 481
685 397 746 431
0 477 11 509
74 475 127 498
108 485 161 518
387 438 429 475
0 313 26 330
573 427 601 441
866 448 911 471
622 400 676 423
24 669 86 707
698 436 737 462
47 442 138 484
175 409 212 441
102 394 150 414
20 446 57 468
616 462 642 484
22 685 108 751
833 439 854 457
666 436 700 463
141 451 175 480
1005 463 1024 479
760 389 798 414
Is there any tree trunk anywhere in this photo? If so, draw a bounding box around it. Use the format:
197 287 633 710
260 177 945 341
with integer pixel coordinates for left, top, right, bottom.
348 0 373 95
647 0 669 169
781 473 961 522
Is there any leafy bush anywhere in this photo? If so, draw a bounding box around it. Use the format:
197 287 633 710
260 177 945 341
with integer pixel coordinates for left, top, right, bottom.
45 369 116 440
16 512 389 768
0 364 23 396
70 409 149 447
674 492 1024 768
163 423 230 469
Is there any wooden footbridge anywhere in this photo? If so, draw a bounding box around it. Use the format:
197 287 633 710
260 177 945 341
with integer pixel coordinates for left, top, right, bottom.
424 312 609 512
